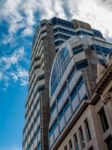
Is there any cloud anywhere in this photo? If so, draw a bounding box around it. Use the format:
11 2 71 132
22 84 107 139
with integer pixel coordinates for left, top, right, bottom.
1 47 24 69
0 47 28 87
0 0 112 89
0 0 112 39
22 26 33 36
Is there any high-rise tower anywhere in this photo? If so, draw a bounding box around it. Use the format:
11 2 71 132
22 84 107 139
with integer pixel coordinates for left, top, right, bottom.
23 17 106 150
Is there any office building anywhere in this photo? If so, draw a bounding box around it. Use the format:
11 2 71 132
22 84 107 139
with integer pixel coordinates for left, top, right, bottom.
49 35 112 150
23 17 106 150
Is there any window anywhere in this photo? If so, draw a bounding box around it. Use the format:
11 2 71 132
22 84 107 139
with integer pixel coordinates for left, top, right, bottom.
38 75 44 81
70 76 84 101
74 134 79 150
69 140 73 150
75 59 88 70
67 65 75 82
84 119 91 141
58 99 70 120
72 45 83 55
106 136 112 150
79 127 85 148
64 146 68 150
37 142 41 150
55 40 64 46
88 146 94 150
93 29 103 38
57 82 67 103
53 28 76 36
99 108 109 132
54 34 70 40
50 47 70 96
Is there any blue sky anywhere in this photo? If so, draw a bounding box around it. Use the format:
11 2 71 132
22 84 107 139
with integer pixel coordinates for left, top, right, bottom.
0 0 112 150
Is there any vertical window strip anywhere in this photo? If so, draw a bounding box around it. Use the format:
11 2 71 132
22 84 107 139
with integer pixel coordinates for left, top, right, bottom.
79 127 85 148
84 119 91 141
74 133 79 150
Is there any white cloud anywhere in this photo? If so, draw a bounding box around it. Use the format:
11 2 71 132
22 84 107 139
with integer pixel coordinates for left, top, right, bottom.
1 0 111 39
1 47 24 69
0 47 28 87
22 26 33 36
0 0 112 89
10 72 18 81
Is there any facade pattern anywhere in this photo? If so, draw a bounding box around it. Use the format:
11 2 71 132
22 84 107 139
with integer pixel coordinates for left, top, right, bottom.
23 17 111 150
49 35 112 150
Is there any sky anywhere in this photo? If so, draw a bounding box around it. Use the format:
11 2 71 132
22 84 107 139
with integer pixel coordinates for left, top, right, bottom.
0 0 112 150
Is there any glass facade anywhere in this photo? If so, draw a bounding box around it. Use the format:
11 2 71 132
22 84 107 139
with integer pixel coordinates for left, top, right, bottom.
49 44 88 148
49 35 112 149
50 47 71 96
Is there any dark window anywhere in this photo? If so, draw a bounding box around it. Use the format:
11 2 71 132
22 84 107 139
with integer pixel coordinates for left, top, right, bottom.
106 136 112 150
69 140 73 150
79 127 85 148
38 85 45 91
99 108 109 132
99 59 106 66
64 146 68 150
88 146 94 150
93 29 103 38
74 134 79 150
54 34 70 40
84 119 91 141
38 75 44 81
55 40 64 46
75 59 88 70
73 47 84 55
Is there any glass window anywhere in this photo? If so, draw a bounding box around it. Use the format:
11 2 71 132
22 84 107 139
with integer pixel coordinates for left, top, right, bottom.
50 47 70 96
79 127 85 148
69 140 73 150
88 146 94 150
38 75 44 81
67 65 75 82
93 29 103 38
64 146 68 150
106 136 112 150
37 142 41 150
84 119 91 141
99 108 109 132
76 59 88 70
74 134 79 150
57 83 67 102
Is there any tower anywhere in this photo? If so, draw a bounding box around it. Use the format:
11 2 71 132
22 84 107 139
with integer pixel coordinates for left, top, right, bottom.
23 17 106 150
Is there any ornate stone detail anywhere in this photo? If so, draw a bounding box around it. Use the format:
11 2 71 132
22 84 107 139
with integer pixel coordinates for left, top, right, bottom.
102 91 112 104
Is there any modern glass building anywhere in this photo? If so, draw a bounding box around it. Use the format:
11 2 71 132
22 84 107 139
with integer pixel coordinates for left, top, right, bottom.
23 17 107 150
48 35 112 150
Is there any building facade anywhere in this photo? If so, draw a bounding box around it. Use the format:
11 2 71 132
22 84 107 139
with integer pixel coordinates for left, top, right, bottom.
49 35 112 150
23 17 107 150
